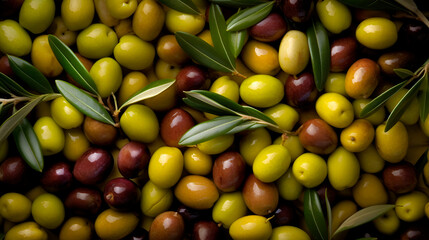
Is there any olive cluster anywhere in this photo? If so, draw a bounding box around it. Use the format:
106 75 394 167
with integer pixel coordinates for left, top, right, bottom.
1 0 429 239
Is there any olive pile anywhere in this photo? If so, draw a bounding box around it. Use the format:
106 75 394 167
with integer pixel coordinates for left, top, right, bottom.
1 0 429 239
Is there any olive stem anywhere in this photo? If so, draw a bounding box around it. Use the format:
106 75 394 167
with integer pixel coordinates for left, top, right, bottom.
232 70 247 79
0 96 33 104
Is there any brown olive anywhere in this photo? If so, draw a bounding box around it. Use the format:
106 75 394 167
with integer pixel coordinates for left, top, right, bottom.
242 174 279 215
212 151 246 192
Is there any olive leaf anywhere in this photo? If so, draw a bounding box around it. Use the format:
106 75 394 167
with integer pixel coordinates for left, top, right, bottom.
7 55 54 94
230 30 247 58
226 1 274 32
0 72 35 97
119 79 175 111
184 90 244 115
0 95 45 143
13 118 44 172
419 74 429 122
175 31 235 73
304 189 329 240
385 75 424 131
414 149 428 176
359 80 407 118
394 68 415 79
179 116 245 145
332 204 395 238
395 0 429 28
0 78 11 95
307 19 330 92
157 0 201 15
224 121 266 134
48 34 99 96
209 3 236 71
56 80 115 125
325 189 333 240
337 0 408 12
209 0 266 7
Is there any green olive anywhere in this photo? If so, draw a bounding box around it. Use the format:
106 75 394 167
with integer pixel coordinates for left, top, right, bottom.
165 9 205 35
253 145 291 183
0 19 32 56
61 0 94 31
239 128 272 166
327 147 360 191
59 216 93 240
63 128 90 162
278 30 309 75
148 146 183 188
277 168 303 201
140 180 173 217
5 222 47 240
133 0 165 41
239 74 284 108
89 57 123 98
263 103 299 132
197 134 234 155
76 23 118 59
273 135 304 161
356 17 398 50
114 34 155 70
183 147 212 175
19 0 55 34
117 71 149 105
50 96 84 129
316 0 352 34
31 193 65 229
94 209 138 240
229 215 272 240
33 116 65 156
212 192 247 229
270 226 311 240
120 104 159 143
375 121 408 163
31 35 63 78
0 192 32 223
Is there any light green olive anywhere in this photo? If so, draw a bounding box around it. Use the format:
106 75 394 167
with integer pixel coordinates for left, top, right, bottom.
5 222 47 240
63 128 90 162
19 0 55 34
356 17 398 50
0 192 32 223
114 34 155 70
140 180 173 217
165 9 205 35
0 20 32 56
327 147 360 191
61 0 94 31
253 145 291 183
76 24 118 59
89 57 123 98
197 134 234 155
50 96 84 129
270 226 311 240
212 192 247 229
239 74 284 108
33 116 65 156
263 104 299 132
31 193 65 229
120 104 159 143
277 168 303 201
148 146 183 188
273 135 304 161
239 128 272 166
324 73 346 96
316 0 352 34
278 30 309 75
229 215 272 240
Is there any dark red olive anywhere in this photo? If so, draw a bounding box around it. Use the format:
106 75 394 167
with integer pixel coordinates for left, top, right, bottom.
103 177 140 211
249 12 287 42
285 72 318 108
212 151 246 192
330 37 357 72
40 161 73 192
73 148 113 185
65 187 103 216
0 156 30 186
282 0 315 23
117 141 150 179
160 108 195 148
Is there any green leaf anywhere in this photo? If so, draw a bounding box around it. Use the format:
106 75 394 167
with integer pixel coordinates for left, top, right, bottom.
209 3 236 71
7 55 53 94
56 80 115 125
230 30 247 58
325 189 332 240
119 79 175 110
226 1 274 32
48 35 98 95
333 204 395 237
419 74 429 122
0 78 11 95
385 76 424 132
185 90 244 115
394 68 415 79
337 0 408 12
241 105 277 125
0 72 34 97
183 96 234 116
0 103 13 121
175 31 235 73
13 118 44 172
157 0 201 15
179 116 245 145
307 19 330 92
360 80 407 118
209 0 266 7
0 95 45 143
304 189 328 240
414 149 428 177
224 121 265 134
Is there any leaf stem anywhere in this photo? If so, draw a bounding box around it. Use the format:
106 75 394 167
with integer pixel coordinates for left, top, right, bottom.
0 96 33 105
232 70 248 79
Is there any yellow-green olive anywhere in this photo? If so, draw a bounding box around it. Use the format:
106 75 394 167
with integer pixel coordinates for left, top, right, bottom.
356 17 398 50
229 215 272 240
50 96 84 129
239 74 284 108
31 193 65 229
0 20 32 56
19 0 55 34
133 0 165 41
114 34 155 70
148 146 183 188
120 104 159 143
5 222 47 240
212 192 247 229
140 180 173 217
89 57 123 98
278 30 309 75
31 35 63 77
253 145 291 183
61 0 94 31
239 128 272 166
0 192 31 223
94 209 138 240
33 116 65 156
63 128 90 162
174 175 219 210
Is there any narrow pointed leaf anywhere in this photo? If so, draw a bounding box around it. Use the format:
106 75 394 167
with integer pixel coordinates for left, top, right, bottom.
325 189 333 240
157 0 200 15
385 76 424 132
394 68 415 79
13 118 44 172
226 1 274 32
419 74 429 122
48 35 98 95
304 189 328 240
209 0 266 7
179 116 244 145
185 90 244 114
360 80 407 118
337 0 408 11
183 97 233 116
414 149 428 177
0 72 34 97
230 30 247 58
8 55 53 94
224 121 265 134
307 19 330 91
175 31 235 73
56 80 114 125
0 95 45 143
120 79 175 110
241 105 277 125
209 3 236 71
0 103 13 121
333 204 395 237
0 78 11 95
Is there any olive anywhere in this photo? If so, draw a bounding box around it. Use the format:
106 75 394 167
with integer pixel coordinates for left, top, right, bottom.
103 177 140 211
174 175 219 210
212 151 246 192
330 37 357 72
65 187 103 216
117 141 150 179
73 148 113 185
149 211 185 240
160 108 195 148
242 174 279 215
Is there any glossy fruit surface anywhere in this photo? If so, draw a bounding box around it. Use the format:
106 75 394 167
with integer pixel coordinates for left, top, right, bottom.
345 58 380 99
299 118 338 155
375 121 408 163
40 161 73 192
89 57 122 98
352 173 388 208
31 193 65 229
382 162 417 194
239 127 272 166
0 19 32 57
19 0 55 34
133 0 165 41
356 17 398 49
395 191 428 222
50 96 83 129
114 34 155 70
140 180 173 217
241 40 280 75
239 74 284 108
120 104 159 143
212 191 247 228
212 151 246 192
103 177 140 210
31 34 63 77
183 147 212 175
4 221 48 240
160 108 195 147
174 175 219 210
117 141 150 178
285 72 318 108
292 153 327 188
73 148 113 185
83 116 118 146
278 30 310 75
229 215 272 240
65 187 102 216
249 12 287 42
149 211 184 240
59 216 93 240
61 0 94 31
270 225 311 240
340 119 375 152
327 147 360 190
242 174 279 215
253 145 291 183
315 92 354 128
148 146 183 188
33 116 65 156
94 208 139 240
330 37 357 72
0 192 31 222
316 0 352 34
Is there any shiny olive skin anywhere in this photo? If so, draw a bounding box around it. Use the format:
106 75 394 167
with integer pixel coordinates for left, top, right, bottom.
19 0 55 34
73 148 113 185
104 177 140 210
249 12 287 42
242 174 279 216
174 175 219 210
65 187 103 216
212 151 246 192
282 0 315 23
330 37 357 72
345 58 380 99
117 141 150 179
83 116 118 146
0 156 31 186
356 17 398 50
149 211 185 240
94 209 139 240
40 161 73 193
377 51 415 77
299 118 338 155
0 19 32 56
160 108 195 148
140 180 173 217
